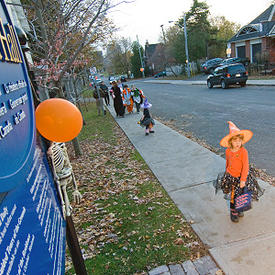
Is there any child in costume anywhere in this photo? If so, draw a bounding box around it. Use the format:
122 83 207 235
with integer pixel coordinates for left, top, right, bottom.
131 85 145 113
218 121 264 223
139 98 155 136
122 84 134 114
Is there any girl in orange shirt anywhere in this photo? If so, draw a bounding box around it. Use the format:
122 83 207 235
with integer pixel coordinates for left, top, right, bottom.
219 121 263 223
122 84 134 114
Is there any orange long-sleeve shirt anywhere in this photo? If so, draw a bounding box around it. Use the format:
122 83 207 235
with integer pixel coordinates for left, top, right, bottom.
225 147 249 182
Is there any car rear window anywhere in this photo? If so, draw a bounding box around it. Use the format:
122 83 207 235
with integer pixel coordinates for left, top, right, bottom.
228 65 245 74
206 58 222 65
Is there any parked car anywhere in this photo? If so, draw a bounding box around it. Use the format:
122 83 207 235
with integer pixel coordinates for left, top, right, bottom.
220 57 250 67
207 63 248 89
154 71 166 78
120 76 127 82
201 58 223 74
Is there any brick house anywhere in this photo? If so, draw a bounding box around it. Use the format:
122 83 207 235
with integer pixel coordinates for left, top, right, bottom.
228 4 275 65
144 41 166 75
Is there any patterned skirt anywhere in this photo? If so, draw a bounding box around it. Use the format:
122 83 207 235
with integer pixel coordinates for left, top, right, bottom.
139 117 155 127
219 168 264 201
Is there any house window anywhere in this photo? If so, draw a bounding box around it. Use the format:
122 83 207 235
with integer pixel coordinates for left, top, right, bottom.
251 43 262 63
237 46 246 58
238 26 258 36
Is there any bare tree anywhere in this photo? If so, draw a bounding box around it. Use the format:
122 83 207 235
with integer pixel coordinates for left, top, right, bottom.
21 0 132 95
18 0 133 156
105 37 132 75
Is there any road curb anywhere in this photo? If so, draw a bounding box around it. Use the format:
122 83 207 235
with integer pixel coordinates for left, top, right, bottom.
144 80 275 86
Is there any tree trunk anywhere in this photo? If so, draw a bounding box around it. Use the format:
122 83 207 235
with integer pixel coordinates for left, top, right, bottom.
35 0 48 42
83 97 88 112
76 102 86 126
72 137 82 157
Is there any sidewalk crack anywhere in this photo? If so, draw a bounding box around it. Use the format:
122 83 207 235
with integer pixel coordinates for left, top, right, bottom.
169 180 214 193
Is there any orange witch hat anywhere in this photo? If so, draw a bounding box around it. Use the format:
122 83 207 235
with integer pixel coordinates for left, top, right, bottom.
220 121 253 147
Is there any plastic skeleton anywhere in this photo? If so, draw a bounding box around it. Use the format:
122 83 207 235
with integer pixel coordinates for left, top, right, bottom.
47 142 82 218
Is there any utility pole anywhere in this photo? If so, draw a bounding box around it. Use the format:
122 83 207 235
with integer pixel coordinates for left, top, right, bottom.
169 16 190 78
136 35 145 78
183 13 190 78
160 24 167 73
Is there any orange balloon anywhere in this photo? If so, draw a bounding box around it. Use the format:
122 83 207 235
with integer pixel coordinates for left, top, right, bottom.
35 98 83 142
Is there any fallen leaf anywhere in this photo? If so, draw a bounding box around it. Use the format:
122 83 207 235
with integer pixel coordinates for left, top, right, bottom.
184 232 190 238
174 238 184 245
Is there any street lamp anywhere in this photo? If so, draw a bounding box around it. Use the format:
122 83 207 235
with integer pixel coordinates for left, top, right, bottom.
160 24 167 43
169 13 190 78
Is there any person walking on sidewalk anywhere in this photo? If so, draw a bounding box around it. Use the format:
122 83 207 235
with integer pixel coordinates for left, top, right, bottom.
122 84 134 114
93 86 106 116
139 98 155 136
218 121 264 223
131 84 145 113
99 81 110 106
110 81 124 117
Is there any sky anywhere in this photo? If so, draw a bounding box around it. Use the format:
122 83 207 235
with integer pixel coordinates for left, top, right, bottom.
109 0 272 45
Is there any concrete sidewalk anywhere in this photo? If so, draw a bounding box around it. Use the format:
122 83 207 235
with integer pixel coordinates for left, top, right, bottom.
108 106 275 275
145 79 275 86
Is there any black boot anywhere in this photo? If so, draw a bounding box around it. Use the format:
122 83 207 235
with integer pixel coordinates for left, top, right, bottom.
238 211 244 217
230 211 239 223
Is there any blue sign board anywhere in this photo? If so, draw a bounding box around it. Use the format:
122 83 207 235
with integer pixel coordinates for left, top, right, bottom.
0 0 66 274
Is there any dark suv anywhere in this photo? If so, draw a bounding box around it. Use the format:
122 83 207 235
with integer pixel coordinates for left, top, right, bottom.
207 63 248 89
201 58 223 74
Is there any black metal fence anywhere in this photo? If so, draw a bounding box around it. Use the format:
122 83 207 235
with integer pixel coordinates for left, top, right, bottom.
247 63 275 76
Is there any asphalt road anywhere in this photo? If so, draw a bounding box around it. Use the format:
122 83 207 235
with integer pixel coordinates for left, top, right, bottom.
127 79 275 177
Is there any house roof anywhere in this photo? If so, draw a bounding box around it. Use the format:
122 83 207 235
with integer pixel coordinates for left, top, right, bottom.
229 21 275 42
145 43 159 58
249 4 275 24
229 4 275 43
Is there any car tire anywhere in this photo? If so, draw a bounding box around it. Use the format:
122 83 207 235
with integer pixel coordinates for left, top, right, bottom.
207 80 213 89
240 82 246 87
221 80 227 89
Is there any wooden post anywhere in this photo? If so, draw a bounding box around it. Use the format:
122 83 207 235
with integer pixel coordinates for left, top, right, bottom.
66 216 88 275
